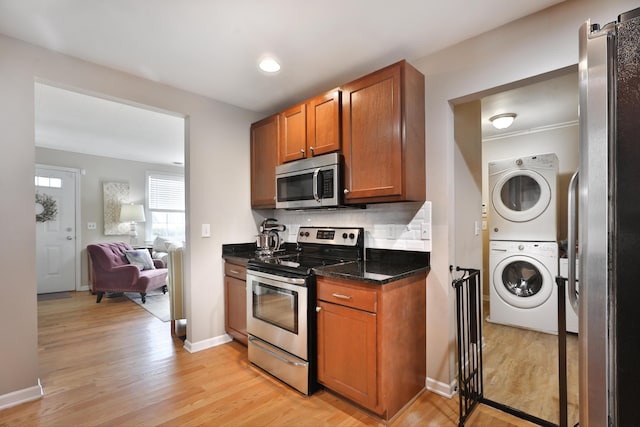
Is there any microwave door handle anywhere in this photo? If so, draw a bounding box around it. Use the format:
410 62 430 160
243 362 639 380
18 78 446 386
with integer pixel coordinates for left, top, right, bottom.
312 168 321 202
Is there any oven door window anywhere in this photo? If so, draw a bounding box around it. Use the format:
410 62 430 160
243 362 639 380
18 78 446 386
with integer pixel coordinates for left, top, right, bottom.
252 281 299 334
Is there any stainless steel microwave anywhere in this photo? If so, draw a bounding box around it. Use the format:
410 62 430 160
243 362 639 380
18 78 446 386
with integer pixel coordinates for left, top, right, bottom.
275 153 341 209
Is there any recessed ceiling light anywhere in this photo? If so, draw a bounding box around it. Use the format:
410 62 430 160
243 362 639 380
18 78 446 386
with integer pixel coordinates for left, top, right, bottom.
259 57 281 73
489 113 517 130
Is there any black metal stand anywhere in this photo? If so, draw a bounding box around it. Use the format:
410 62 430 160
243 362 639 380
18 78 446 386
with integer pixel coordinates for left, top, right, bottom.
556 276 568 427
452 267 483 427
452 267 568 427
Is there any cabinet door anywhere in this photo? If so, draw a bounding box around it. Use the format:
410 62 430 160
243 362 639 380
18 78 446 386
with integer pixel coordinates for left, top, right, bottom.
317 300 377 410
342 64 403 202
251 115 279 208
307 90 341 157
224 275 247 344
279 103 307 164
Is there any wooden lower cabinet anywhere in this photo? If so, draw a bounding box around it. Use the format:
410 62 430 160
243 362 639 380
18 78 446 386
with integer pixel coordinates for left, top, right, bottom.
224 261 248 345
317 299 378 408
316 273 427 420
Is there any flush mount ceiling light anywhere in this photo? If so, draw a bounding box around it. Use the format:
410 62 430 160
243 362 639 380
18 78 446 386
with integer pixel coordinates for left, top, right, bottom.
489 113 517 130
258 56 281 73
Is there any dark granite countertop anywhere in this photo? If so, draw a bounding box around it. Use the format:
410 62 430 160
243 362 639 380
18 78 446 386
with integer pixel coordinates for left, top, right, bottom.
222 244 430 285
313 248 430 284
222 243 257 266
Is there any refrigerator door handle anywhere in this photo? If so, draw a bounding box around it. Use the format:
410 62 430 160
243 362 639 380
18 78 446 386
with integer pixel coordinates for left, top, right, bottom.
568 170 579 312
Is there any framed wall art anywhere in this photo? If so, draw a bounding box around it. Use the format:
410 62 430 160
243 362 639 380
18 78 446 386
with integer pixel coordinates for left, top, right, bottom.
103 182 130 235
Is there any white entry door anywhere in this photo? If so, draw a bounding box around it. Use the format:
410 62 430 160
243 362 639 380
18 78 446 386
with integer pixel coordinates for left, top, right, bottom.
36 166 77 294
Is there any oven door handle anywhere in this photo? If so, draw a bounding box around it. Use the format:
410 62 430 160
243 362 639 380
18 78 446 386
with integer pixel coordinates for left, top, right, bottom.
247 269 306 285
249 336 308 367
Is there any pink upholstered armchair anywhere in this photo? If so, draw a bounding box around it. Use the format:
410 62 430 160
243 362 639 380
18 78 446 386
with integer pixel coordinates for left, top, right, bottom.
87 242 168 303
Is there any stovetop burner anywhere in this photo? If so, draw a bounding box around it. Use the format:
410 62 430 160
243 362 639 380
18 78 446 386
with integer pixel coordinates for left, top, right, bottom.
248 226 364 277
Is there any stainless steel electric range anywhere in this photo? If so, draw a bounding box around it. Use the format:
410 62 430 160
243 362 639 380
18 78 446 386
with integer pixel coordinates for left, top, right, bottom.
245 226 364 395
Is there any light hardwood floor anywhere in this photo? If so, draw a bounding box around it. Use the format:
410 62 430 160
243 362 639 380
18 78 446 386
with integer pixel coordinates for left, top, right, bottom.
0 291 537 427
483 302 579 426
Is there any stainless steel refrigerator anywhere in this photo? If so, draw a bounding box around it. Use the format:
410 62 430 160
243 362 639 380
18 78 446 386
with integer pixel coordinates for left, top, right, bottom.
569 7 640 427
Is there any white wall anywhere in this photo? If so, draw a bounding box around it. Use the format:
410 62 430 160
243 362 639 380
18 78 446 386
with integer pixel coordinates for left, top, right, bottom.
412 0 637 395
0 33 259 405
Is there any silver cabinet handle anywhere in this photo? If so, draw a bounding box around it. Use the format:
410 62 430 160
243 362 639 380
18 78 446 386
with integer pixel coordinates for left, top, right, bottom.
66 236 73 240
343 188 349 194
229 269 241 275
309 146 315 154
300 149 305 155
316 306 321 312
332 293 352 300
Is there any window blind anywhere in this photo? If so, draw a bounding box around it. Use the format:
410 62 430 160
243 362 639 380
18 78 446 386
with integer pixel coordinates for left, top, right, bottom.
148 173 185 211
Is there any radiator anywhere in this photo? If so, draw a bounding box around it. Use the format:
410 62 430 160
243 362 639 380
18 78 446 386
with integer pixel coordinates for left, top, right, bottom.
167 247 185 320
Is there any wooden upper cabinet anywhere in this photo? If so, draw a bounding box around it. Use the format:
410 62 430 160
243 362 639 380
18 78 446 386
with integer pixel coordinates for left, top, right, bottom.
279 89 341 164
341 60 425 204
280 103 307 163
251 114 279 208
307 90 341 157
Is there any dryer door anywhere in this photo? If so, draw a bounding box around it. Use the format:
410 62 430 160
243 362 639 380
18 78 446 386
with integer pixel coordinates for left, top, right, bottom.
493 254 553 309
491 169 551 223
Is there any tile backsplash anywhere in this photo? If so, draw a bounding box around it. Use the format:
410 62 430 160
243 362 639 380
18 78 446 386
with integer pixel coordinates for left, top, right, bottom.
271 201 432 252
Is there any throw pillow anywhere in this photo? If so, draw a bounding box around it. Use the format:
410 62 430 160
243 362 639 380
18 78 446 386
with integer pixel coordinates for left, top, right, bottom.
153 236 170 252
124 249 156 270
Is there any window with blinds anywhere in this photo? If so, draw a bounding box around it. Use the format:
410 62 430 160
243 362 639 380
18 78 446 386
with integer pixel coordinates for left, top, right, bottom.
146 172 185 241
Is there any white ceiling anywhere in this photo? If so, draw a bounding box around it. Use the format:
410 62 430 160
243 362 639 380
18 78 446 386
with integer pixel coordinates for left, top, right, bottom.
35 83 186 165
1 0 567 165
481 70 578 140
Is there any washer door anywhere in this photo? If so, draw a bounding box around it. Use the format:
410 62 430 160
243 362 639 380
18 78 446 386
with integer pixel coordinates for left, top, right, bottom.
492 169 551 222
493 255 553 309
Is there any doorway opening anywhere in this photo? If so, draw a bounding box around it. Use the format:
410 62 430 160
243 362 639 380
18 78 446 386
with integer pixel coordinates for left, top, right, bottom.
452 65 579 426
34 81 186 295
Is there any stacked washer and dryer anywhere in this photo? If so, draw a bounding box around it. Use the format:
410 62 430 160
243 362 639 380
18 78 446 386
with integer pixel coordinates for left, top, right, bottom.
488 153 578 334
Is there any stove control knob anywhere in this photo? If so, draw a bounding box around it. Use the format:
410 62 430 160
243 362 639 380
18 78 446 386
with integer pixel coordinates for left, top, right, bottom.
304 231 310 237
342 233 348 239
349 233 355 240
299 231 304 237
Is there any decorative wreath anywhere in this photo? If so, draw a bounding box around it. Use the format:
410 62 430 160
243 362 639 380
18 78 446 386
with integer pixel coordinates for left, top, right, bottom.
35 192 58 222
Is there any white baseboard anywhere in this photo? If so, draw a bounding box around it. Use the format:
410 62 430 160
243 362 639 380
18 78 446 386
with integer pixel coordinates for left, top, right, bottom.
183 333 232 353
0 379 43 410
426 376 456 399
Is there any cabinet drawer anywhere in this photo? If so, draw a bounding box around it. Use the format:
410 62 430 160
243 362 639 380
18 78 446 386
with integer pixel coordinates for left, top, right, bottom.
317 279 377 313
224 262 247 281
